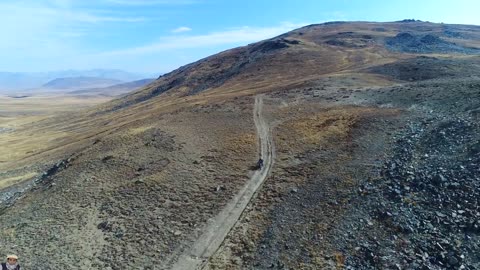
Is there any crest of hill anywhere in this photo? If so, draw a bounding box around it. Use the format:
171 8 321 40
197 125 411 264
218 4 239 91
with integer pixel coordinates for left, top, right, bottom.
96 21 480 114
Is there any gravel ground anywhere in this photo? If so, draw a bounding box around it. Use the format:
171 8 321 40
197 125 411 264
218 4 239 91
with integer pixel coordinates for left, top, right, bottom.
336 113 480 269
206 76 480 269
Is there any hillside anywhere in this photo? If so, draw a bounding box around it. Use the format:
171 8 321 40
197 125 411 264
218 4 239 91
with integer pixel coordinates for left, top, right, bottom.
100 20 480 113
1 20 480 269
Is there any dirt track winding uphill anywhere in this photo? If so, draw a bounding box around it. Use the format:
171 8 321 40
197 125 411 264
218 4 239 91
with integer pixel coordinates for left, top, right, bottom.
171 95 275 269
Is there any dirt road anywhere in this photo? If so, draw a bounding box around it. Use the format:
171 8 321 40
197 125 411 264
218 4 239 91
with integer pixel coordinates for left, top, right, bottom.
171 95 275 269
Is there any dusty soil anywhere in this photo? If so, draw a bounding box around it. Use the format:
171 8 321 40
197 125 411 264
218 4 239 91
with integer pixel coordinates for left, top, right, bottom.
205 77 480 269
172 95 274 270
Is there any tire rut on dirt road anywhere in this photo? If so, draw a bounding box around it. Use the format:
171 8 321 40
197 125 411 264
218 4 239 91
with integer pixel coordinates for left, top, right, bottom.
170 95 275 269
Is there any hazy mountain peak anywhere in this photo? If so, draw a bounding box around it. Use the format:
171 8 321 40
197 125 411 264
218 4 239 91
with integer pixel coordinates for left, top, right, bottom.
42 76 124 90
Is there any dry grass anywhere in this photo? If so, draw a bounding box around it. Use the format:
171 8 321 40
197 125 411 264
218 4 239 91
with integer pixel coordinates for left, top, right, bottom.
224 132 257 156
0 94 111 115
277 107 375 152
0 130 71 162
0 172 37 189
126 125 155 135
0 94 113 174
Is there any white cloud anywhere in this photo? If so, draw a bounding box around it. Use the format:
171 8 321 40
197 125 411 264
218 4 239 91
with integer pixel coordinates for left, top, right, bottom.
99 22 307 57
36 5 145 23
0 1 308 73
172 26 192 33
0 2 143 47
0 1 148 72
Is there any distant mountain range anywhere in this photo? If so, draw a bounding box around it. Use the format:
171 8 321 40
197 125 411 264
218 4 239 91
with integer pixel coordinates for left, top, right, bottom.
42 77 125 90
3 76 155 97
0 69 157 92
69 78 155 96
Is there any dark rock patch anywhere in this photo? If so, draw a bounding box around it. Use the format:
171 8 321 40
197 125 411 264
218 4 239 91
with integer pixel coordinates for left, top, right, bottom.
386 32 480 54
372 27 386 32
250 39 289 53
324 32 375 48
444 30 463 38
367 56 480 81
397 19 422 23
339 116 480 270
0 127 14 134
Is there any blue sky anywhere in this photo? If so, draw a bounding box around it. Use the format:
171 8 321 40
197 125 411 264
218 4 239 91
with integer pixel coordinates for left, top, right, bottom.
1 0 479 75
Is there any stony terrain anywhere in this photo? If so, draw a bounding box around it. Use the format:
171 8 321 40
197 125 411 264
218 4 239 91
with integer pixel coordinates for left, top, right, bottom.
0 20 479 269
206 77 480 270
